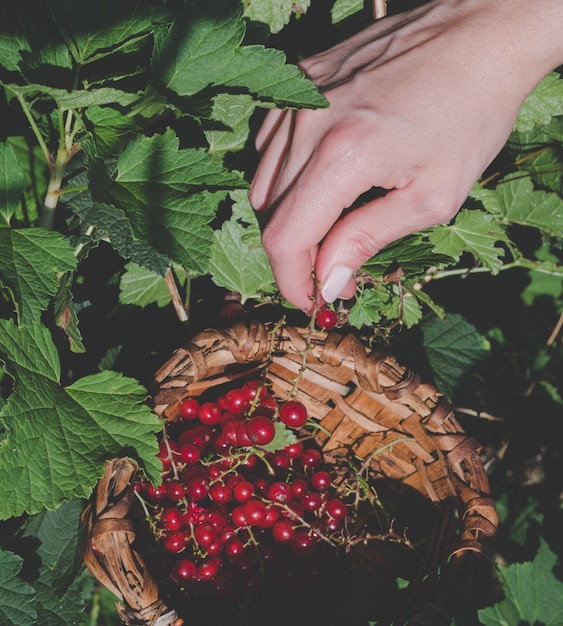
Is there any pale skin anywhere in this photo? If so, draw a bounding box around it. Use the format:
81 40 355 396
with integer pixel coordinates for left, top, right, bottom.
249 0 563 312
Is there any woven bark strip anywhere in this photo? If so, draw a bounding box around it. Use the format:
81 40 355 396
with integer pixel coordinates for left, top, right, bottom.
84 321 498 626
82 459 182 626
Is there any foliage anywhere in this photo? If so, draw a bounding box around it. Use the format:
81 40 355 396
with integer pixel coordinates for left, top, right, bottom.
0 0 562 624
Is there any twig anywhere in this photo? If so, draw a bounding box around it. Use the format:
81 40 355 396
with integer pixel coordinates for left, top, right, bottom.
165 268 189 323
372 0 387 19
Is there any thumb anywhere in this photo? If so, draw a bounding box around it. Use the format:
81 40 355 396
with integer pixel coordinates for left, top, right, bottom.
315 185 456 303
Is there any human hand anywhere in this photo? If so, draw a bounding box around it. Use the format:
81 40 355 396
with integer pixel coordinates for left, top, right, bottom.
249 0 562 311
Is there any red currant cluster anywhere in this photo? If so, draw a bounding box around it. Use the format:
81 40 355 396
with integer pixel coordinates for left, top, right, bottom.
135 380 349 593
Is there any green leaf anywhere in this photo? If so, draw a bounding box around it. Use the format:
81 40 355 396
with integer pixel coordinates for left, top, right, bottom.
116 129 243 193
331 0 365 23
0 143 27 225
380 286 423 329
515 72 563 132
120 262 188 308
243 0 311 34
2 83 141 110
478 538 563 626
22 498 84 596
153 0 326 108
0 319 161 519
205 93 257 158
52 272 86 354
67 190 171 276
33 577 85 626
0 228 77 324
0 26 31 72
420 313 489 399
363 234 453 278
428 209 509 274
0 550 37 625
84 106 140 158
48 0 170 66
348 289 384 329
494 177 563 237
210 190 275 301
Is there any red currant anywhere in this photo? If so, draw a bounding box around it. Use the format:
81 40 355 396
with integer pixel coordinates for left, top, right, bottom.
245 416 276 446
162 531 186 554
198 402 222 426
325 498 348 520
223 389 249 414
174 558 197 580
279 400 308 429
178 398 200 420
315 308 338 330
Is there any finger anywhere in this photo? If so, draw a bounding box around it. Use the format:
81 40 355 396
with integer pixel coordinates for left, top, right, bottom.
260 128 381 310
249 111 296 211
314 183 460 302
255 108 286 153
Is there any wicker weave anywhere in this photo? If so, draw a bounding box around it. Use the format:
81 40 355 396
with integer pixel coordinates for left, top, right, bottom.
83 320 498 625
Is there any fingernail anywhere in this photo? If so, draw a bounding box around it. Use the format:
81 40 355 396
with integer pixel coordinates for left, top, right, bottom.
321 265 354 303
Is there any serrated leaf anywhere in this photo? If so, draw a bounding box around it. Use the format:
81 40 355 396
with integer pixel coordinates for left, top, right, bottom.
22 498 84 596
210 191 275 301
0 228 77 324
0 28 31 71
348 289 384 329
428 209 509 274
243 0 311 34
48 0 169 66
478 538 563 626
381 287 423 329
493 177 563 236
0 319 161 519
331 0 365 23
0 143 27 224
120 262 188 308
70 196 170 276
420 313 489 399
0 550 37 625
363 234 453 278
515 72 563 132
153 0 326 108
33 577 85 626
53 272 86 354
260 421 297 453
84 106 140 158
205 93 257 157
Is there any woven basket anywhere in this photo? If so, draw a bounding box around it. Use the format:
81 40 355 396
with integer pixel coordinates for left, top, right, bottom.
82 320 498 626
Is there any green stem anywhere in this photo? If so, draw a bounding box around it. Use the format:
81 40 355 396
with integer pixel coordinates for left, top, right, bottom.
429 257 563 281
16 93 52 167
40 143 71 230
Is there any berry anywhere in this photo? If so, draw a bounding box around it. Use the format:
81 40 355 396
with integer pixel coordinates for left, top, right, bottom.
272 518 295 543
198 402 222 426
160 508 184 531
279 400 308 429
233 480 254 503
175 558 197 580
315 308 338 330
162 531 186 554
224 389 250 414
178 398 200 420
325 498 348 520
311 470 332 491
245 416 276 446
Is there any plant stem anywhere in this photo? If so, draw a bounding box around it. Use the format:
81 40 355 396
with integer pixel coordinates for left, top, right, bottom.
40 143 71 230
165 268 189 322
16 93 52 168
427 257 563 281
